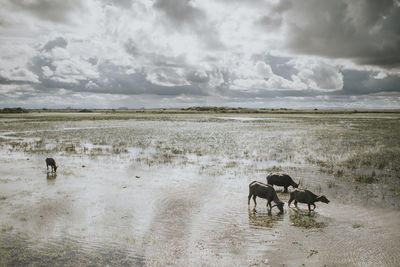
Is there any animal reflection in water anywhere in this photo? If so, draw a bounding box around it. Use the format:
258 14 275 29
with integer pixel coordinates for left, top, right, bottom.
46 172 57 184
248 208 282 228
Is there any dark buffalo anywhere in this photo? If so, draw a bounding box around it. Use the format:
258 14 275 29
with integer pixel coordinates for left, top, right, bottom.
248 181 284 214
288 189 330 215
266 173 299 193
45 158 58 172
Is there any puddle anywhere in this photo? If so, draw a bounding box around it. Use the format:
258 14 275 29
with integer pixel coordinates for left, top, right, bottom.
216 116 279 121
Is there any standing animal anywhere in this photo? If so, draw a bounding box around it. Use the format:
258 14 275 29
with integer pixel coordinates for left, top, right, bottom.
288 189 330 215
248 181 284 214
266 173 299 193
45 158 58 172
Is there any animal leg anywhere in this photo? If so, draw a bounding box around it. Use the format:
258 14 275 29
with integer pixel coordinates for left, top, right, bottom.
311 203 316 211
307 203 312 215
284 186 288 193
248 193 252 206
294 200 298 209
252 195 257 211
288 194 294 207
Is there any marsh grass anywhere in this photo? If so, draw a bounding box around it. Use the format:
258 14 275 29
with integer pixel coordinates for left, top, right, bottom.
352 223 363 229
248 213 281 228
327 180 336 188
389 187 400 197
354 174 377 184
1 225 13 233
289 209 326 229
0 113 398 187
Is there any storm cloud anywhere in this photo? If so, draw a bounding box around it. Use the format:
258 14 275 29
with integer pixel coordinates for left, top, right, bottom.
282 0 400 68
0 0 399 109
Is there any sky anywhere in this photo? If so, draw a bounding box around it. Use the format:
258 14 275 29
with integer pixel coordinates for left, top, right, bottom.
0 0 399 109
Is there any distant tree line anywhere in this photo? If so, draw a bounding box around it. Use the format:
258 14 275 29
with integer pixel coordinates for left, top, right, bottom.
180 106 293 113
0 107 28 113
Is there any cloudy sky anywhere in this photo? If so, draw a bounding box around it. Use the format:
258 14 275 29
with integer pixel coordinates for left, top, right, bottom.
0 0 399 109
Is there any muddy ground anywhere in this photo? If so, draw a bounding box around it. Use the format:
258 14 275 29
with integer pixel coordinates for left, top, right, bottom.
0 112 399 266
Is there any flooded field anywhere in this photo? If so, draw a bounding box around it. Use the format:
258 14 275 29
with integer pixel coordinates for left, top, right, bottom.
0 112 399 266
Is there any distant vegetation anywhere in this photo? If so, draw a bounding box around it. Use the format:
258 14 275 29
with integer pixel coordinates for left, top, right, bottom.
181 106 290 113
0 107 28 113
180 106 399 114
78 109 93 113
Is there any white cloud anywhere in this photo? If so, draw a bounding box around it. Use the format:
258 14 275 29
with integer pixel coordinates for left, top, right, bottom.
288 57 344 91
0 0 398 109
0 67 39 83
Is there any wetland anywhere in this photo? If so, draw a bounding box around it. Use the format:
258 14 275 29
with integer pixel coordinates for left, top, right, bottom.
0 111 399 266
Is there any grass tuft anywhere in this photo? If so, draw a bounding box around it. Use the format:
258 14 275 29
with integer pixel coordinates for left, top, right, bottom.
289 209 326 229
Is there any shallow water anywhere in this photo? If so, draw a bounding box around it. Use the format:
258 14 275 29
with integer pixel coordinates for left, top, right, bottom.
0 113 399 266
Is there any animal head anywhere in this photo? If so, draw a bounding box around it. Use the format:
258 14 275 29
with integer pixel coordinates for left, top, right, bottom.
276 201 284 213
54 165 58 172
316 195 330 204
293 182 299 188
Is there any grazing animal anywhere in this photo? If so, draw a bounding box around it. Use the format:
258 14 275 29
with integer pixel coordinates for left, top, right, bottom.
288 189 330 215
248 181 284 214
45 158 58 172
266 173 299 193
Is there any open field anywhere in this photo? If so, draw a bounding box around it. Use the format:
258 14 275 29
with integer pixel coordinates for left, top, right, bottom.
0 112 399 266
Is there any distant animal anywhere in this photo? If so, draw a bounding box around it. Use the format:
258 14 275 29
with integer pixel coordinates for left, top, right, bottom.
266 173 299 193
288 189 330 215
45 158 58 172
248 181 284 214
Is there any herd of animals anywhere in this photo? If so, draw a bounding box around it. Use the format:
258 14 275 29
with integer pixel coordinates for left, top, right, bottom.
249 173 330 215
45 157 329 216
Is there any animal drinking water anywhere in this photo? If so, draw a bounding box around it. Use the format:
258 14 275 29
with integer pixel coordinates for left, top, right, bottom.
248 181 284 214
45 158 58 172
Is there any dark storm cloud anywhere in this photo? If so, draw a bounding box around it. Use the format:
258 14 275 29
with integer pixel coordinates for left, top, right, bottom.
102 0 132 8
153 0 225 49
41 37 68 52
256 15 283 30
282 0 400 68
341 69 400 95
154 0 204 28
263 54 297 80
6 0 84 23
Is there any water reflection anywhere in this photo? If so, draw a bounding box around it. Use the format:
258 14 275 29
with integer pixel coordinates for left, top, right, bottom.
248 208 283 228
46 172 56 184
288 208 326 228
